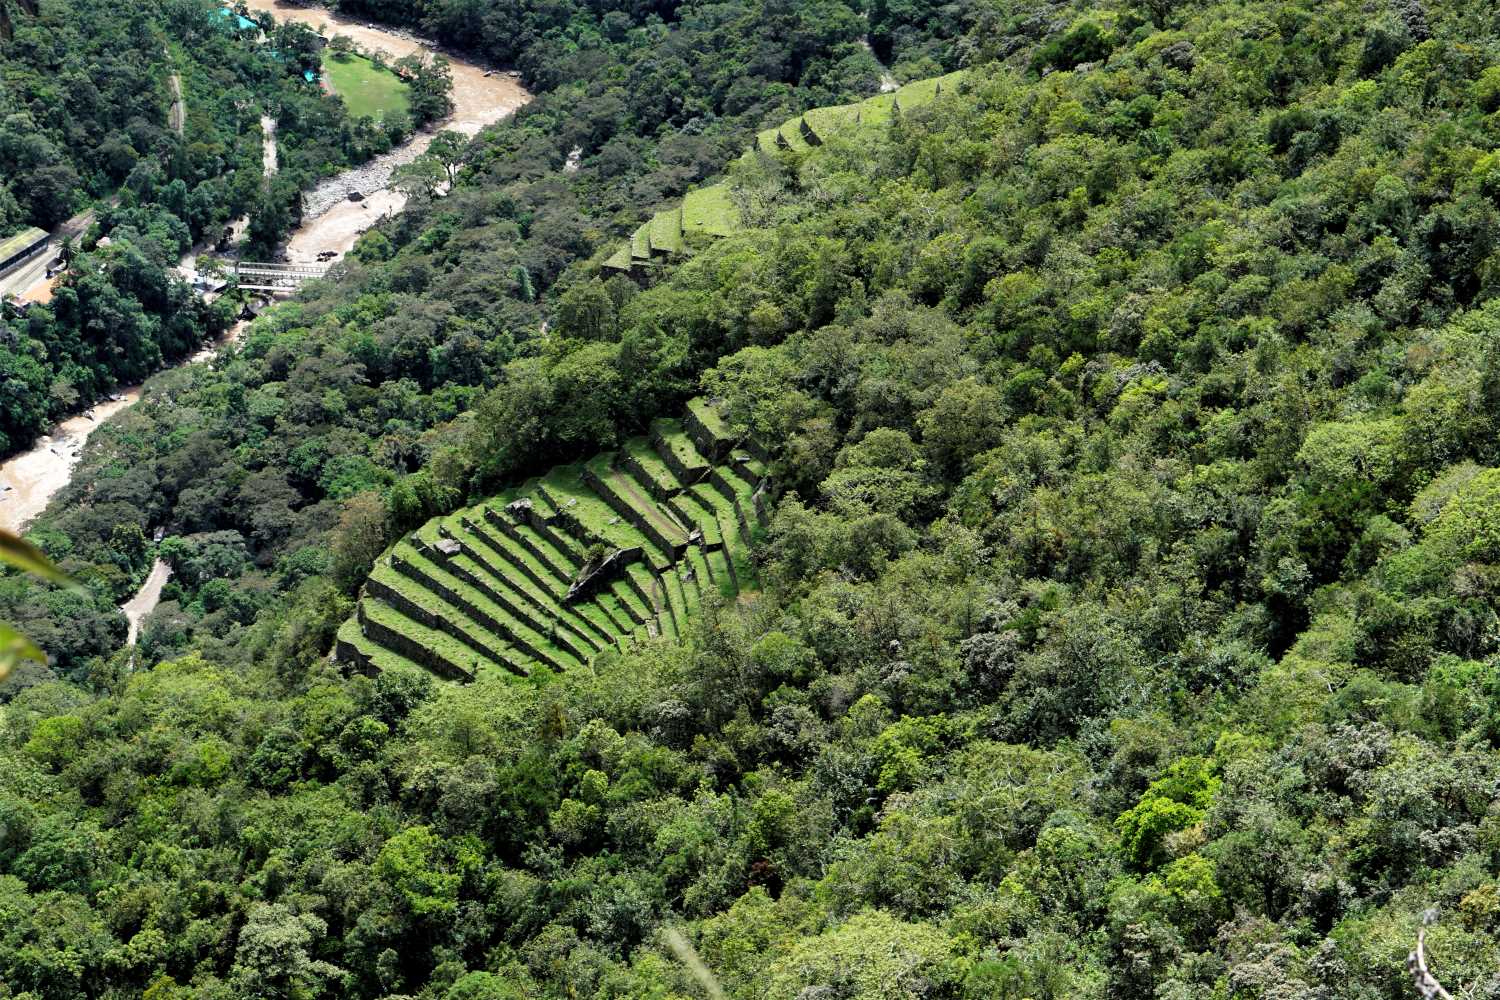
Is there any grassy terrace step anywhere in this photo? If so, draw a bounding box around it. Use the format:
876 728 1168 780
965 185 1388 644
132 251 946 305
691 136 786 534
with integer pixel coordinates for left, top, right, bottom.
538 464 674 569
436 525 599 646
575 599 625 644
653 418 712 483
691 481 745 541
508 517 586 580
721 462 764 511
468 515 573 593
466 514 573 594
778 120 810 152
629 223 652 260
505 489 588 563
731 453 768 482
585 452 688 555
440 529 614 651
621 437 681 501
890 71 965 116
610 580 652 626
725 541 749 592
803 102 861 143
359 597 482 681
673 557 701 619
705 546 736 598
689 484 757 587
482 488 584 560
440 516 561 601
653 571 683 640
420 528 626 665
717 469 768 533
684 397 735 458
615 622 650 653
934 69 967 95
626 563 662 616
648 208 685 255
895 76 941 109
337 617 431 676
683 547 712 609
481 508 578 584
682 184 739 239
603 244 635 271
594 590 634 636
519 477 562 519
369 564 510 663
709 460 759 507
394 543 593 665
517 517 582 574
585 452 687 542
856 92 896 128
444 538 551 618
369 562 566 674
667 490 721 546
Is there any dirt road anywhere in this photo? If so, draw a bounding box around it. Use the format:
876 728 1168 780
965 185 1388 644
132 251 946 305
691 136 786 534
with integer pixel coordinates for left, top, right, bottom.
122 559 172 646
166 45 186 134
262 115 278 175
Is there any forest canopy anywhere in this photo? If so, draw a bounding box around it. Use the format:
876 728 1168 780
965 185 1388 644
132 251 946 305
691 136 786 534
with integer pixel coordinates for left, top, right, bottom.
3 0 1500 996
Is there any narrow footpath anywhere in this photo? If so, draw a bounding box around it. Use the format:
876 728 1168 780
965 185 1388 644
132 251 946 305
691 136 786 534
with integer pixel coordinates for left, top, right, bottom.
261 115 277 175
122 559 171 647
166 47 185 134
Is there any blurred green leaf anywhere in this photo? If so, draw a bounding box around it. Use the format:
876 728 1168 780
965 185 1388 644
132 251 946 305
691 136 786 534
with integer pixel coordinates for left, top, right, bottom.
0 529 79 679
0 529 83 593
0 622 46 681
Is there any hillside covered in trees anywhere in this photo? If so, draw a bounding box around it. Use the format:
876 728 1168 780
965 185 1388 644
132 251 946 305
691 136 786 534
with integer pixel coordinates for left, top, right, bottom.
4 0 1500 996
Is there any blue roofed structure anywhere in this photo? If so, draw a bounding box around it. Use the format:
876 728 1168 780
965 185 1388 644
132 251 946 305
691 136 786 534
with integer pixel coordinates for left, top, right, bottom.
214 7 258 31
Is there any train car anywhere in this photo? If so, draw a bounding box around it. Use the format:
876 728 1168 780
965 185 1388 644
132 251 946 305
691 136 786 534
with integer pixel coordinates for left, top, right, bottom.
0 226 50 277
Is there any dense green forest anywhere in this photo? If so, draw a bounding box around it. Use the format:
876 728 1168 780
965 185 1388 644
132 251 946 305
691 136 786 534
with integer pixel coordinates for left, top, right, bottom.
0 0 448 453
5 0 1500 995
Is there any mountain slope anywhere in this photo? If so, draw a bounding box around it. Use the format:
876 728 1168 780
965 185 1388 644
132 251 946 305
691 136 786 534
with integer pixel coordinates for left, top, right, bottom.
5 0 1500 997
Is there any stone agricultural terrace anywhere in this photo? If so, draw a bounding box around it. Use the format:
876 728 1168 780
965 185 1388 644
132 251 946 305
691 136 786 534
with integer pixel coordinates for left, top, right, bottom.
336 399 769 681
602 71 967 273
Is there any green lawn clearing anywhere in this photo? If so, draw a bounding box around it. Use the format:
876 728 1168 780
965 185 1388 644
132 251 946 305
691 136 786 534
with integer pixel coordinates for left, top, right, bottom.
322 51 410 120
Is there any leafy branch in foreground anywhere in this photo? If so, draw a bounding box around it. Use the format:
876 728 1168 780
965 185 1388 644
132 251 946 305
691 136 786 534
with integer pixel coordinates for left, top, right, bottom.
0 528 79 679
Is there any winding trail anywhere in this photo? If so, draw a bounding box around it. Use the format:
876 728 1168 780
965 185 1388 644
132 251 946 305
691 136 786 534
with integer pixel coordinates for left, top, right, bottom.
261 115 278 176
860 36 898 93
122 560 171 646
166 47 185 134
0 7 531 644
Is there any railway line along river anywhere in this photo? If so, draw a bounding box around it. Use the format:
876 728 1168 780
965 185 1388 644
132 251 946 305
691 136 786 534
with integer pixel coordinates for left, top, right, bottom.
0 5 530 632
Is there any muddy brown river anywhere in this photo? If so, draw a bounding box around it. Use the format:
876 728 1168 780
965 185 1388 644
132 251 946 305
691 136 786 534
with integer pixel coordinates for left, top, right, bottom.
244 0 530 262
